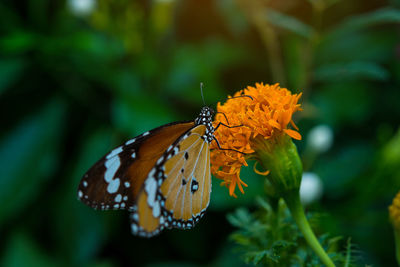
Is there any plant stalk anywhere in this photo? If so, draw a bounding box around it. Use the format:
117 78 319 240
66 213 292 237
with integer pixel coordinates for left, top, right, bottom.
283 190 335 267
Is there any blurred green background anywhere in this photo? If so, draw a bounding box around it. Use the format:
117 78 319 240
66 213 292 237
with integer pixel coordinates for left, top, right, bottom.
1 0 400 266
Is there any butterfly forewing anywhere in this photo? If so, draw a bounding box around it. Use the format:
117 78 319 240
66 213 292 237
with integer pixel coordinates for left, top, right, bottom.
78 121 195 211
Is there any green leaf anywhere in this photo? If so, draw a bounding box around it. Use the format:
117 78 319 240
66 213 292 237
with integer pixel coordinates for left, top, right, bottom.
264 9 315 39
0 99 66 225
313 61 389 82
247 250 275 264
344 238 352 267
326 8 400 39
226 208 253 228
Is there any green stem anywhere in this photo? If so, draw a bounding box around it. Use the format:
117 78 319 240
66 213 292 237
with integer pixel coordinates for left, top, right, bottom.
283 190 335 267
395 228 400 266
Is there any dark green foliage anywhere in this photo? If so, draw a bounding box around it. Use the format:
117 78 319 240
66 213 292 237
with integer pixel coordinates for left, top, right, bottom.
0 0 399 266
228 199 358 266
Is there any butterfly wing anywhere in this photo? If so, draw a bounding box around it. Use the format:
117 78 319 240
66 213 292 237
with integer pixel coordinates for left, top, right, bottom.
130 124 212 237
77 121 195 211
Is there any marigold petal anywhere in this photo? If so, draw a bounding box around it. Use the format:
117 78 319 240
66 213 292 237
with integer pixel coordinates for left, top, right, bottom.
290 120 299 131
268 119 281 130
284 129 302 140
253 161 270 176
229 180 236 196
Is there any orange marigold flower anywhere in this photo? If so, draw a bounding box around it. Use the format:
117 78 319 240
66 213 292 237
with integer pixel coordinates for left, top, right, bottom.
210 83 302 197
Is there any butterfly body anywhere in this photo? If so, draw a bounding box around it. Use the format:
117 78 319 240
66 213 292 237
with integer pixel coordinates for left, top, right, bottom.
78 106 215 237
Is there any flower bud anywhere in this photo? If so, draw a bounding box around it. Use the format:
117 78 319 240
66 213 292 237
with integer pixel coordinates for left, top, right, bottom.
253 134 303 195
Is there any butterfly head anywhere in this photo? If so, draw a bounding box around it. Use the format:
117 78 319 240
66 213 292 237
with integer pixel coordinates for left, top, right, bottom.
195 106 215 143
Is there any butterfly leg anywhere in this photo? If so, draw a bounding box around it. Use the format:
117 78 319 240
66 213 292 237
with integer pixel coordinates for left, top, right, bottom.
212 137 247 155
215 112 230 125
214 122 243 131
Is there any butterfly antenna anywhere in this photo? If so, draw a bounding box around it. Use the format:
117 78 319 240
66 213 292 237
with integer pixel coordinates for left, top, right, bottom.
200 82 206 106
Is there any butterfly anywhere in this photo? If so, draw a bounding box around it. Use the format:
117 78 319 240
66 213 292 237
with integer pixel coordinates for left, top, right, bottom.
77 105 217 237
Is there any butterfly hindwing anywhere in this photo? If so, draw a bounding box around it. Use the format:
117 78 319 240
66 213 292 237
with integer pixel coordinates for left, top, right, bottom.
160 125 211 226
77 121 195 211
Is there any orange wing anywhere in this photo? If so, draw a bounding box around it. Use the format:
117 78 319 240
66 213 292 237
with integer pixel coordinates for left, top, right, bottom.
77 121 195 211
131 125 212 236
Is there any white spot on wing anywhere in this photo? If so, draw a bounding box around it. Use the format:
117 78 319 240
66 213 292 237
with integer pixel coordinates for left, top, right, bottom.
83 181 88 187
104 156 121 183
148 168 156 178
131 223 138 233
145 177 157 208
125 138 136 145
156 156 164 165
78 190 83 198
124 182 130 188
152 201 160 217
131 152 136 158
115 194 122 203
142 131 150 137
106 146 123 159
107 178 120 194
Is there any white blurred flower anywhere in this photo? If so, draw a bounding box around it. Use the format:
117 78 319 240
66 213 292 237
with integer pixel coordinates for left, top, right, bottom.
300 172 323 205
68 0 96 16
307 124 333 153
